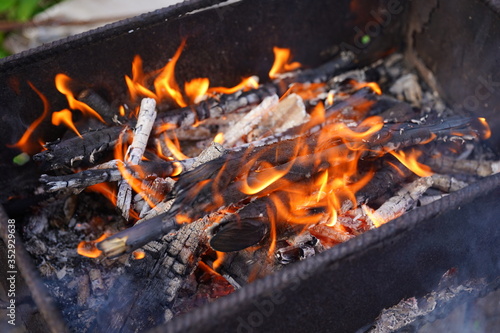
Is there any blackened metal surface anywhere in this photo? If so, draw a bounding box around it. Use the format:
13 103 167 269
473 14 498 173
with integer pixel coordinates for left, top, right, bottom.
412 0 500 150
158 173 500 333
0 0 405 200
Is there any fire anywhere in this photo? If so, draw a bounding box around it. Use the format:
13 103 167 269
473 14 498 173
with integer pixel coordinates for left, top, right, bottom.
239 161 291 195
124 55 157 102
162 135 188 161
213 132 225 144
51 109 82 138
362 204 389 228
9 82 50 153
185 78 210 104
354 81 382 95
389 149 433 178
212 251 225 270
478 117 491 140
132 250 146 260
55 74 105 123
87 183 117 206
269 47 301 79
154 39 188 107
77 233 109 258
114 131 164 210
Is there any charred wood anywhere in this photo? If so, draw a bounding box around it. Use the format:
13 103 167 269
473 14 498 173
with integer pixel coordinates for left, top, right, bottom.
40 168 122 193
33 126 124 171
77 89 122 125
425 154 500 177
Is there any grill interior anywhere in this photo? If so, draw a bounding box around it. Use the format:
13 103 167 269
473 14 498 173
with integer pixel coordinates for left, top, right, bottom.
1 0 499 332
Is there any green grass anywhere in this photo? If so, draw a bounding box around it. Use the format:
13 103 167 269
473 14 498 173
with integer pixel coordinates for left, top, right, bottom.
0 0 65 58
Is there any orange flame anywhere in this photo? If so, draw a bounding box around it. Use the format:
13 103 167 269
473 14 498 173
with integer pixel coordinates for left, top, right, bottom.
239 161 291 195
77 233 109 258
132 250 146 260
9 82 50 153
213 132 224 144
87 183 117 206
362 204 390 228
55 74 105 123
162 134 188 161
269 47 301 79
208 76 259 95
51 109 82 138
478 117 491 140
389 149 433 177
212 251 225 270
154 39 188 107
114 131 164 211
185 77 210 104
354 81 382 95
124 55 157 102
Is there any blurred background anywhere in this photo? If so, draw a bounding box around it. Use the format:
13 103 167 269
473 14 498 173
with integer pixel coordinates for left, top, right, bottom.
0 0 181 58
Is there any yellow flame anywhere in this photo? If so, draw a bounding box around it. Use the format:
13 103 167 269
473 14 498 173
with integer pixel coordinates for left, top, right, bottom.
51 109 82 138
208 76 259 95
389 149 433 177
269 47 301 79
213 132 225 144
9 82 50 153
478 117 491 140
154 39 188 107
77 233 109 258
55 74 105 122
185 77 210 104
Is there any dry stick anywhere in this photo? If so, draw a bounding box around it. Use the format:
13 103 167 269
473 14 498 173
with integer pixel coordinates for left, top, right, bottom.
0 205 69 333
363 176 434 226
117 98 157 219
41 168 122 193
430 174 468 193
425 154 500 177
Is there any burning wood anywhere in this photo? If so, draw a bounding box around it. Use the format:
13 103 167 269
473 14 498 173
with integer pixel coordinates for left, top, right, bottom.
6 41 497 330
116 98 157 219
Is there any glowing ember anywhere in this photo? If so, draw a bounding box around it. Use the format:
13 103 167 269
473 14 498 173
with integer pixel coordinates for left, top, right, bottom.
269 47 301 79
51 109 82 138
